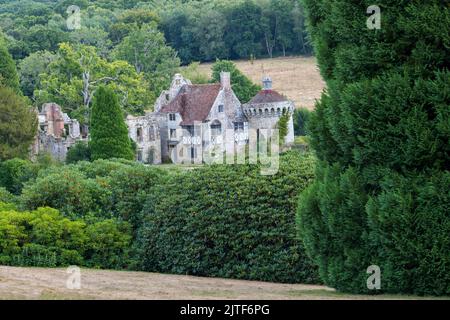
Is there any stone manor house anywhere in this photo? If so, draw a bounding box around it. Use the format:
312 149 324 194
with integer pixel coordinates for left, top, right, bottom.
33 72 295 164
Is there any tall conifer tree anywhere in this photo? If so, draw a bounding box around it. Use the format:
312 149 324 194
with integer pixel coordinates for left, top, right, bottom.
0 37 20 93
297 0 450 295
90 86 134 161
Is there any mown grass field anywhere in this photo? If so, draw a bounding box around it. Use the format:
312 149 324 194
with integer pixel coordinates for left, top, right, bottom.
198 56 326 110
1 266 447 300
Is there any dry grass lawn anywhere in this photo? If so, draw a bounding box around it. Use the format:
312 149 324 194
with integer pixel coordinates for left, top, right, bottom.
1 266 446 300
198 56 326 110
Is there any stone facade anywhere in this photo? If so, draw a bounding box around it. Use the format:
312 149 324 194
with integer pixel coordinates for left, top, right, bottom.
34 73 295 164
126 113 164 164
127 73 295 164
32 103 87 161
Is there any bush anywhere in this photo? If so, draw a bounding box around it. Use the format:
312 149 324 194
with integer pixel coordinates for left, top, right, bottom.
19 160 169 227
0 205 132 269
20 166 111 219
75 159 135 179
66 142 91 164
107 165 168 231
0 187 16 204
137 151 319 283
0 158 36 195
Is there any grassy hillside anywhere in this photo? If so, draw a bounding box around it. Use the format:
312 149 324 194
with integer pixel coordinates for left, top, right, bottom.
198 56 326 110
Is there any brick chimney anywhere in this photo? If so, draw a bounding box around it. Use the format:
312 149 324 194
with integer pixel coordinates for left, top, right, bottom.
220 72 231 90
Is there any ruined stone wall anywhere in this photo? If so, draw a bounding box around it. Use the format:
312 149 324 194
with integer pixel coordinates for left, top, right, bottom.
127 113 163 165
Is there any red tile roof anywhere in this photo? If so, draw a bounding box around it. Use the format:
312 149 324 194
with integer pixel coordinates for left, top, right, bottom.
160 84 221 125
248 89 288 104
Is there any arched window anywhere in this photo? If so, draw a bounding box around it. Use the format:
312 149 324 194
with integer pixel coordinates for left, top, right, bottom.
211 120 222 137
136 127 143 142
149 126 155 142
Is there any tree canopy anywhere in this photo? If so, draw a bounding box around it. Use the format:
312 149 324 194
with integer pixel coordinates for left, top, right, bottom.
0 87 37 161
0 35 20 93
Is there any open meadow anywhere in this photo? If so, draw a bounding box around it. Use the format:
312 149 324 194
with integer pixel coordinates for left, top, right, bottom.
198 56 326 110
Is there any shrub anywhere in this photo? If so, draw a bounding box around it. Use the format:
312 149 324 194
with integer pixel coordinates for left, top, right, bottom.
75 159 134 179
19 160 169 228
0 187 16 204
0 205 132 269
137 151 319 283
0 158 36 195
107 165 168 231
66 142 91 164
84 219 133 269
20 167 111 219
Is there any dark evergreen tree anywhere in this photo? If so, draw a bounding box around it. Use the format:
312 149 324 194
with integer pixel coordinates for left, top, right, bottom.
89 86 134 161
0 37 20 93
297 0 450 295
0 87 37 161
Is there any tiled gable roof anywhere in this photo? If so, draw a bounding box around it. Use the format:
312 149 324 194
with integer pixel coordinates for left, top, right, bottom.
160 84 221 125
248 89 288 104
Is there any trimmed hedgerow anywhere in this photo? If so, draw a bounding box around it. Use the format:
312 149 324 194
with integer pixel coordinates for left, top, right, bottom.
137 151 320 284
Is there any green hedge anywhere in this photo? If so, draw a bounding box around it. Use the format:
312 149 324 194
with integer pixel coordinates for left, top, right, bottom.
137 151 319 283
20 166 112 219
20 160 168 223
0 204 132 269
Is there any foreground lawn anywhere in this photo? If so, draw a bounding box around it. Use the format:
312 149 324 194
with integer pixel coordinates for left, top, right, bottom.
0 266 447 300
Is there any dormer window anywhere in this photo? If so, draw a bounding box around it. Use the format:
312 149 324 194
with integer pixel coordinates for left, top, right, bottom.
218 105 224 113
166 94 170 101
169 113 176 121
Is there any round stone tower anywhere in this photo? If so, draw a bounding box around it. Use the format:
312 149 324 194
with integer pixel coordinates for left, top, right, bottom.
243 76 295 146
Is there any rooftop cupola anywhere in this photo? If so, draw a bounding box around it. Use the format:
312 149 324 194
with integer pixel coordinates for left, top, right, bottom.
262 76 273 90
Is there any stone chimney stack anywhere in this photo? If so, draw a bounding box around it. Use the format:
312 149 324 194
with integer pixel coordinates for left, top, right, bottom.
220 72 231 90
262 76 273 90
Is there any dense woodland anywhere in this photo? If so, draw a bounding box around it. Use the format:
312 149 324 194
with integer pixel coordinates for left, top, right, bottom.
0 0 310 123
0 0 311 63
